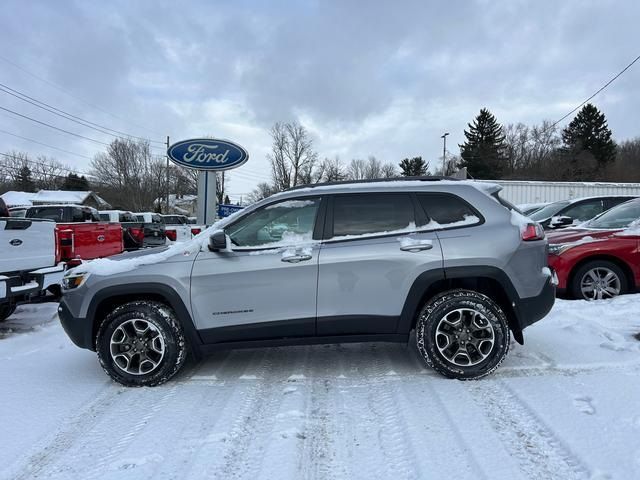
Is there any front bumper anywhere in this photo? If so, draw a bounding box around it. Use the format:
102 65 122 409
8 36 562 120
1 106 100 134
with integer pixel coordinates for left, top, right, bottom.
58 300 95 350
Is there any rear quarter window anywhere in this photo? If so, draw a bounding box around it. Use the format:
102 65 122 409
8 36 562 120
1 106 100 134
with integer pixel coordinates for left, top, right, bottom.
417 193 482 228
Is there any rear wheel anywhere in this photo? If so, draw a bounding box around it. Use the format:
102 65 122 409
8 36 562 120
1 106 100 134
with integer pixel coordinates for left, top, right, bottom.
570 260 627 300
0 303 16 322
96 301 187 387
416 289 510 380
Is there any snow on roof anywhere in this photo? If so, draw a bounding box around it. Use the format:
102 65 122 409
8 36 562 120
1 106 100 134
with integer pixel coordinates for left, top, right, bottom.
31 190 110 208
0 191 36 207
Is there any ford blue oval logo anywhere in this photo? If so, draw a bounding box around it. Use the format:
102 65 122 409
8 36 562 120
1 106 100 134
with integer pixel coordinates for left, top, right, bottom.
9 239 22 246
167 138 249 171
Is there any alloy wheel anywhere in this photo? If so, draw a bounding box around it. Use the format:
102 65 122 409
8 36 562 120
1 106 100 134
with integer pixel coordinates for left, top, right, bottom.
580 267 621 300
109 319 165 375
435 308 495 366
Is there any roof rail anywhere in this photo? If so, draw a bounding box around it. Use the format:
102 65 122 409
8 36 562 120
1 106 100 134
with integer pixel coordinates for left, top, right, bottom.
286 175 459 191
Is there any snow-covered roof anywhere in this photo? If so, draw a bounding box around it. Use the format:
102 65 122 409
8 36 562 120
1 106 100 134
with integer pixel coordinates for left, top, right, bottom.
0 191 36 207
31 190 110 208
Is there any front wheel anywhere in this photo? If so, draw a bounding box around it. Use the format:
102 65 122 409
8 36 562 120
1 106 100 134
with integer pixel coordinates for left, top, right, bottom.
416 290 510 380
96 301 188 387
570 260 627 301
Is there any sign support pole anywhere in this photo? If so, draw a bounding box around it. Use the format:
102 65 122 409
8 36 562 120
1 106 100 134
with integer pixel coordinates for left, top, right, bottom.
197 171 217 225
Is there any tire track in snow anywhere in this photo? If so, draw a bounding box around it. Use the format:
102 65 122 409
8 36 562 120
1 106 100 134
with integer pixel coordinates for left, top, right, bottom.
358 344 420 480
469 379 591 480
297 345 348 480
8 382 115 480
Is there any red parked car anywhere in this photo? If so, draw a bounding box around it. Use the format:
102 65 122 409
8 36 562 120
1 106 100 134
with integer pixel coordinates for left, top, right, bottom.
547 198 640 300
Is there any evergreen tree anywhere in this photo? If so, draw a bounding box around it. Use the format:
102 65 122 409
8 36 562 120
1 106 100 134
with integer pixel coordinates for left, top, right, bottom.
15 165 36 192
561 103 616 178
61 173 90 191
399 156 428 176
224 194 230 204
458 108 508 179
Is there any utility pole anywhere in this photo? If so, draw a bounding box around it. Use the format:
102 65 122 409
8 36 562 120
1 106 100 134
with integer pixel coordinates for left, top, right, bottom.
165 135 170 213
441 132 449 175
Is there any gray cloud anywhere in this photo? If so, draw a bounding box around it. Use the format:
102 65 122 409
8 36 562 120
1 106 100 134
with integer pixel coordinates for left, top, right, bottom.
1 0 639 198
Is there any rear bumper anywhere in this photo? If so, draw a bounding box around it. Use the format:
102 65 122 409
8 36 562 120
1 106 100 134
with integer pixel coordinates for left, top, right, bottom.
0 264 65 303
58 300 94 350
514 276 556 331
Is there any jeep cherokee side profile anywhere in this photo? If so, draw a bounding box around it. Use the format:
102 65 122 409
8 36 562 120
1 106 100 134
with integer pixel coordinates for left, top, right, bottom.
58 178 555 386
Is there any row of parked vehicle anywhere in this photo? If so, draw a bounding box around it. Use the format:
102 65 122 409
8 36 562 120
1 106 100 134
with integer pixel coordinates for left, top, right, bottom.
518 195 640 301
0 199 202 321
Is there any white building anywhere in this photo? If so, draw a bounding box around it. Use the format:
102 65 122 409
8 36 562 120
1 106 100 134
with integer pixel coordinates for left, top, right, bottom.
479 180 640 204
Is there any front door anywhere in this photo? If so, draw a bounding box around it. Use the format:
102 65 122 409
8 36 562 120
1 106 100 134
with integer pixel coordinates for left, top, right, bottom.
190 196 323 344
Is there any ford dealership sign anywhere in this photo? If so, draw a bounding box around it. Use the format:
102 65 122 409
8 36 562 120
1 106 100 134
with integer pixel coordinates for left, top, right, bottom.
167 138 249 171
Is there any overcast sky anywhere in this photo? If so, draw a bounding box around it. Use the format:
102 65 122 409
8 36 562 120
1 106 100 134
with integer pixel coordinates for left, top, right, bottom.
1 0 639 200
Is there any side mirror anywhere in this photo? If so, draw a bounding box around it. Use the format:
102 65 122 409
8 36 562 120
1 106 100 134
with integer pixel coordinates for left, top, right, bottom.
549 216 573 228
208 230 231 252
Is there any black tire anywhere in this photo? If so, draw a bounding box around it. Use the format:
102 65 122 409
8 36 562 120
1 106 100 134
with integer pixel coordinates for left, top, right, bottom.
0 303 16 322
416 289 510 380
570 260 627 301
96 301 187 387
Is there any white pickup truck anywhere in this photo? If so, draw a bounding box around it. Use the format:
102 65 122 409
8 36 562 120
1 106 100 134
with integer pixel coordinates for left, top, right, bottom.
0 212 65 321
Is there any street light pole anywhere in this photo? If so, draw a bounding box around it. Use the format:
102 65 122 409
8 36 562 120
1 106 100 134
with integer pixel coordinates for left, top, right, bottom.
441 132 449 175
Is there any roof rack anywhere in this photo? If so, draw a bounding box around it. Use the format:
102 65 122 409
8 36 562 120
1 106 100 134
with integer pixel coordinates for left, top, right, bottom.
286 175 459 191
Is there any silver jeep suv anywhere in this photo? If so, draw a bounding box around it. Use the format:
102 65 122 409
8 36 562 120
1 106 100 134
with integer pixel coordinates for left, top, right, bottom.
59 178 555 386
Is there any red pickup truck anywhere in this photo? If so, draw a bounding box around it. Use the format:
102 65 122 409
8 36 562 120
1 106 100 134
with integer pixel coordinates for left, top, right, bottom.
26 204 123 262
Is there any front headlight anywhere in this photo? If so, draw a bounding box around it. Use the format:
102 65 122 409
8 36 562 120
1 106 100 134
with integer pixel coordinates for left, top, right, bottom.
62 273 90 290
548 243 572 255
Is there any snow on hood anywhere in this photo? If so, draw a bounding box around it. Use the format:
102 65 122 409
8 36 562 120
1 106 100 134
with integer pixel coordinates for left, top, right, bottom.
68 208 248 277
547 228 621 244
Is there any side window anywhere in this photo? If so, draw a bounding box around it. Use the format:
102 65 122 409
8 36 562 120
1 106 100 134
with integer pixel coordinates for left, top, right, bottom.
89 210 100 222
331 194 414 238
71 208 84 223
99 214 110 222
417 193 481 228
227 197 321 247
562 199 603 222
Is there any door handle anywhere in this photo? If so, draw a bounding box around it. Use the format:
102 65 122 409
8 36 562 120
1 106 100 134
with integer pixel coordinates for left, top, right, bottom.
281 254 312 263
400 243 433 252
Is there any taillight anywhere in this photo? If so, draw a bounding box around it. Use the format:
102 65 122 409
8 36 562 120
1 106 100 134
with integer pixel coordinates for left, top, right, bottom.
191 228 201 236
166 230 177 241
522 223 545 241
54 227 61 264
130 227 145 243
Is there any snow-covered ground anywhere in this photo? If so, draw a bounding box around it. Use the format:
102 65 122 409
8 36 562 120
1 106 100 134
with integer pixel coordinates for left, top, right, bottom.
1 297 639 480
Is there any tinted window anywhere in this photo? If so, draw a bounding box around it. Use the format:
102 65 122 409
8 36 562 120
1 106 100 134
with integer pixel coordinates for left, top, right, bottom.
99 213 110 221
163 215 185 225
562 199 603 222
152 215 163 224
227 198 321 247
585 200 640 229
27 207 65 222
90 210 100 222
530 201 570 221
418 193 480 227
331 194 414 237
119 212 136 222
136 215 145 222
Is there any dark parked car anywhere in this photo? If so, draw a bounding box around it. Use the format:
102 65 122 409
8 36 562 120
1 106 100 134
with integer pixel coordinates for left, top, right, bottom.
99 210 166 250
529 195 637 230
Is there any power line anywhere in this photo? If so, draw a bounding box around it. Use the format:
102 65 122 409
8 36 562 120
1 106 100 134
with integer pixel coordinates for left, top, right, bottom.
0 151 93 176
546 53 640 132
0 82 165 144
0 104 111 146
0 127 93 160
0 53 165 138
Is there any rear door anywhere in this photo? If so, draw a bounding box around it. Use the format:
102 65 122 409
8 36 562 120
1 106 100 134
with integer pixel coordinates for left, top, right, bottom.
316 192 443 335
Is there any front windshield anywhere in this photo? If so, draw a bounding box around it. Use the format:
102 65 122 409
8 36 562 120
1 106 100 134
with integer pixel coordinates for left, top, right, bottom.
529 200 570 221
585 200 640 229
